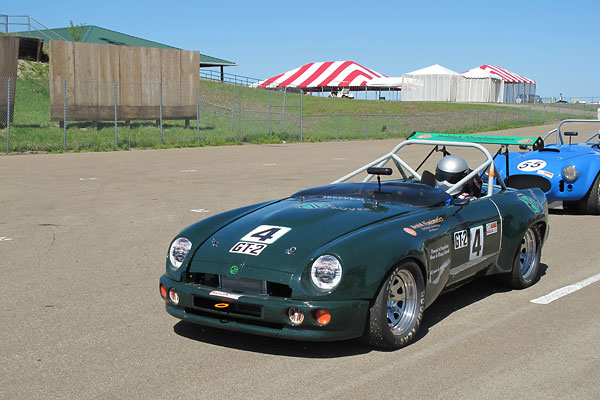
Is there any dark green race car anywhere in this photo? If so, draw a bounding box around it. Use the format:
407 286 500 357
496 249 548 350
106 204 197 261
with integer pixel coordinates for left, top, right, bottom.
159 136 549 349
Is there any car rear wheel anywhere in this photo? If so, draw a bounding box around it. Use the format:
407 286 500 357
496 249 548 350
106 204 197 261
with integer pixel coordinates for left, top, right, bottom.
362 261 425 349
505 226 542 289
578 173 600 215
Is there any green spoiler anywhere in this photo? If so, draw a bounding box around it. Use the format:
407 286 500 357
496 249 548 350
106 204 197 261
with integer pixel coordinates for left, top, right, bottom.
408 132 544 150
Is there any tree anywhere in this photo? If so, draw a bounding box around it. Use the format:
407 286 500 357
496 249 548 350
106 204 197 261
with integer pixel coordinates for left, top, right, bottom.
69 21 87 42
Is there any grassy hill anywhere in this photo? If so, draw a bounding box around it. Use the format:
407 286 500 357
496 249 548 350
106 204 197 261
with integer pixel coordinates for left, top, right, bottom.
2 61 593 153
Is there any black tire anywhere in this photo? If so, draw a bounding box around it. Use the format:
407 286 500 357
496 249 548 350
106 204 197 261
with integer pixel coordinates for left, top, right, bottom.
505 226 542 289
362 261 425 349
578 173 600 215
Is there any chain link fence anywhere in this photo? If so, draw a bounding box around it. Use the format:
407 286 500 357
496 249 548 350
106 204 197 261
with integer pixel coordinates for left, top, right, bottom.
1 76 597 153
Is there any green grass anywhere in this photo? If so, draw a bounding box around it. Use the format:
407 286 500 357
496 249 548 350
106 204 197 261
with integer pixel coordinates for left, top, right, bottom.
1 67 597 153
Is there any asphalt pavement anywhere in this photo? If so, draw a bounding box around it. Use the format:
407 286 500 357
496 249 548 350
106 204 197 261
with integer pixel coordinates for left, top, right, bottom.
1 122 599 399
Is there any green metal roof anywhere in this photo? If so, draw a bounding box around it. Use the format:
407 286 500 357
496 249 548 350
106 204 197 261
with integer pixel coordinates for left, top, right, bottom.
11 25 237 67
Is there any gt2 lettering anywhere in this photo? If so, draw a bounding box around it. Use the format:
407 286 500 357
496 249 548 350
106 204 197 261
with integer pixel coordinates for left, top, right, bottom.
241 225 292 244
229 241 267 256
469 226 484 260
454 230 468 249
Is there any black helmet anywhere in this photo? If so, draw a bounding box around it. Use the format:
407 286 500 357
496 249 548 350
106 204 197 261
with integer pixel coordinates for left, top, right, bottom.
435 155 469 195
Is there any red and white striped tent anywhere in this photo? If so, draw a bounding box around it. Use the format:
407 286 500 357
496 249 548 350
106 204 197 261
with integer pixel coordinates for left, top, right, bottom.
478 65 536 84
251 61 388 91
473 65 536 103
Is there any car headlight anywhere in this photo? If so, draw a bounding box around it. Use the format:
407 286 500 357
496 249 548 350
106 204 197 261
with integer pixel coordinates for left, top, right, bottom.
310 255 342 290
562 165 578 182
169 237 192 269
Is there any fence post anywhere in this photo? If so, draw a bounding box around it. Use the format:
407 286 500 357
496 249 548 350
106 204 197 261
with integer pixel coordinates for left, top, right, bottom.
415 115 418 132
114 82 118 147
281 87 286 131
438 114 441 133
366 115 369 138
63 79 67 150
230 108 234 132
159 82 164 145
392 116 395 137
196 87 200 142
300 90 303 141
238 90 242 141
6 77 10 153
458 112 462 131
268 90 272 137
477 111 480 128
528 106 531 124
337 114 340 140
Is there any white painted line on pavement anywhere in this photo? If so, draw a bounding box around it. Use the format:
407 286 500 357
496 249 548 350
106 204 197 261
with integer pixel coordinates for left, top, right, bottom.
190 209 210 213
0 236 13 241
531 273 600 305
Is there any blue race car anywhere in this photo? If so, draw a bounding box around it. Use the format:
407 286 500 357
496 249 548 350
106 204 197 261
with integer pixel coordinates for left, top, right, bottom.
494 119 600 214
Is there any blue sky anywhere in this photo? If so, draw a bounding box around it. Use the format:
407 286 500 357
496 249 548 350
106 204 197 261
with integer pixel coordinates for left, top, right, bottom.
4 0 599 97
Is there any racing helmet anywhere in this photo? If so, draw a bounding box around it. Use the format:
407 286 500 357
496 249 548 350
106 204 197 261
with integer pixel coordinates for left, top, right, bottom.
435 155 469 195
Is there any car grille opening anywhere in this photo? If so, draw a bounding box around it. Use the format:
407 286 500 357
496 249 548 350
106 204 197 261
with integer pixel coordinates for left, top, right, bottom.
193 296 262 317
184 306 284 330
185 272 292 298
506 174 551 193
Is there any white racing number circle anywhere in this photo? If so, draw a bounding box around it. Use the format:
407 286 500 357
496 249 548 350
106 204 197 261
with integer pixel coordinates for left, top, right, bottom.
517 159 547 172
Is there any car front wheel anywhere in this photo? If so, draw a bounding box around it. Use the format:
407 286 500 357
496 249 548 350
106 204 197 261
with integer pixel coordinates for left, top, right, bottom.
363 261 425 349
578 172 600 215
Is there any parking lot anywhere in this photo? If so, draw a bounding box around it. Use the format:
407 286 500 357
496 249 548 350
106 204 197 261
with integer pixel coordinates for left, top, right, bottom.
1 123 599 399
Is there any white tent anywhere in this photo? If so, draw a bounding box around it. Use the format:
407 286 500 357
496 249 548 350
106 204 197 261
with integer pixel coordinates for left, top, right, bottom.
401 64 460 101
456 67 503 102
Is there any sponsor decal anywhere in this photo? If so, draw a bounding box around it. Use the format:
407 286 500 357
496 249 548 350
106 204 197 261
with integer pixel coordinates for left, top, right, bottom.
486 221 498 235
411 216 444 231
416 134 432 139
230 265 239 275
296 202 330 210
229 241 267 256
517 138 534 144
209 290 242 300
214 303 230 308
517 159 547 172
454 230 468 249
403 227 417 236
517 193 541 213
430 244 450 260
537 170 554 179
241 225 291 244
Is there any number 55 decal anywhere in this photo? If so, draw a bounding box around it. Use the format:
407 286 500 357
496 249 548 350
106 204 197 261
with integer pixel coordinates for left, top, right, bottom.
241 225 292 244
469 226 484 260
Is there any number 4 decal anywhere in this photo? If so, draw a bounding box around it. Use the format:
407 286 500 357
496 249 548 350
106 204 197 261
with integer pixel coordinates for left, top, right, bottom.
241 225 292 244
469 226 484 260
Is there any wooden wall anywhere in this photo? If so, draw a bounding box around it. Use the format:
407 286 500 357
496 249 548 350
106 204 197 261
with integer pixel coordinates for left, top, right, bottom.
0 36 19 123
49 41 200 121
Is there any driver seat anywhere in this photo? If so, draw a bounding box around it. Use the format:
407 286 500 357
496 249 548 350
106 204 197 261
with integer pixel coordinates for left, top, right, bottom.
421 170 436 187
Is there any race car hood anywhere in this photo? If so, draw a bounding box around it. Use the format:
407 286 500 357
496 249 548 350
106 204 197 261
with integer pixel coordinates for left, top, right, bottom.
509 144 595 168
188 181 449 276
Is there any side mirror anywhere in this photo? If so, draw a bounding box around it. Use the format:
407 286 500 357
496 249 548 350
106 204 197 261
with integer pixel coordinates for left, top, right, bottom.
564 131 578 145
453 197 471 207
367 167 392 176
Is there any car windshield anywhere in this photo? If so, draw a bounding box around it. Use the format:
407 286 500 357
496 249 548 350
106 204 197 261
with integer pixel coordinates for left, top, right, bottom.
292 181 452 207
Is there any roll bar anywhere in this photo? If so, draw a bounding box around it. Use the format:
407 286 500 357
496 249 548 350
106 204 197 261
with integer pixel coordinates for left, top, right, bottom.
332 139 507 197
